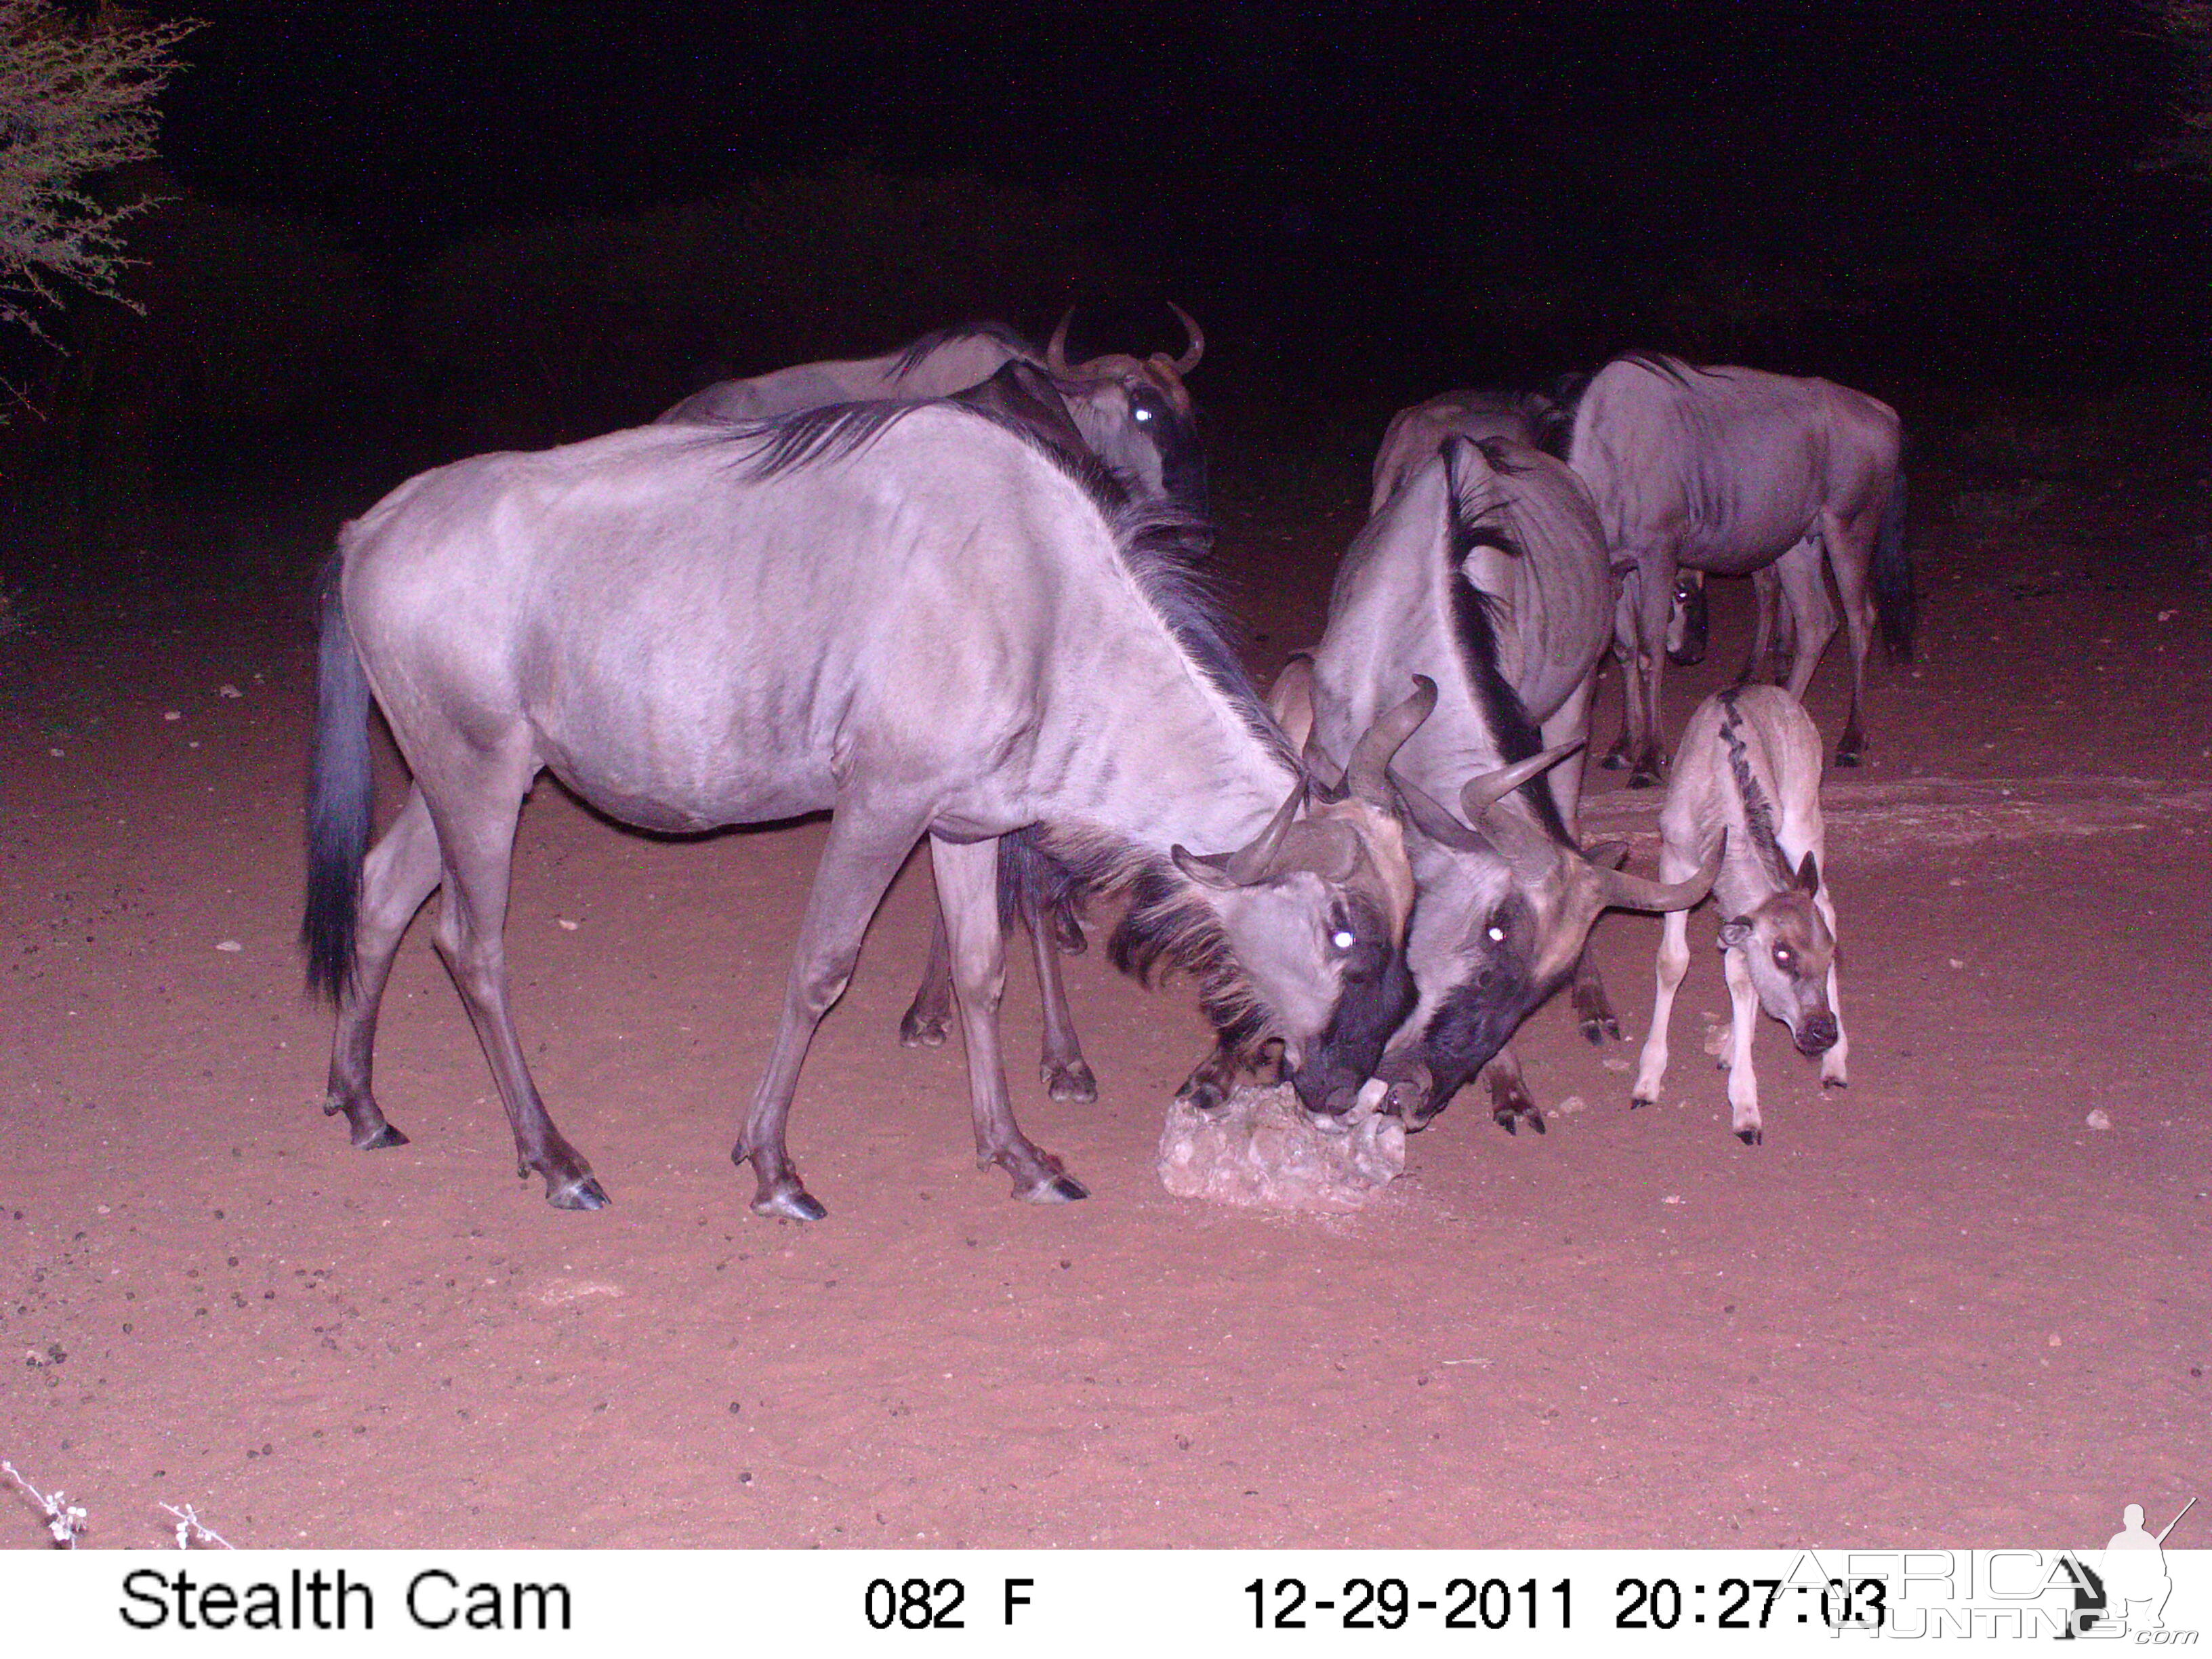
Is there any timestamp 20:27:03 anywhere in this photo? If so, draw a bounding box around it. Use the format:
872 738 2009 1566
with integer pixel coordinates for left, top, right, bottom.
1245 1575 1892 1631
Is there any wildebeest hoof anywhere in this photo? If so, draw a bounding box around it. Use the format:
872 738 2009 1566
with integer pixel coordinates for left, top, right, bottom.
1580 1012 1622 1045
751 1184 827 1222
1821 1073 1849 1091
1627 767 1660 790
1630 1093 1654 1111
1735 1126 1763 1147
1599 747 1631 771
1176 1077 1231 1111
1835 745 1863 769
897 1007 950 1048
355 1122 409 1150
1045 1060 1098 1103
1020 1172 1089 1204
548 1174 610 1210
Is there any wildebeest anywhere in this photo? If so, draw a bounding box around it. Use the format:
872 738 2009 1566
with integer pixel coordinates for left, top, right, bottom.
1369 389 1563 516
1631 685 1846 1144
1567 353 1913 785
1294 436 1719 1130
657 308 1210 517
302 401 1430 1221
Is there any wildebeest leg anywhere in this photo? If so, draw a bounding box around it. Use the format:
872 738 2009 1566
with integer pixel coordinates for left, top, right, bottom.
735 804 928 1221
1540 672 1598 836
1823 505 1881 767
1566 826 1625 1044
1737 568 1785 687
929 834 1086 1203
896 908 955 1048
1815 890 1849 1089
1776 537 1837 712
1484 1047 1544 1134
1627 554 1675 787
1570 948 1621 1044
1719 943 1764 1145
1031 903 1097 1103
1601 575 1643 772
323 785 442 1151
1631 905 1692 1109
424 759 607 1210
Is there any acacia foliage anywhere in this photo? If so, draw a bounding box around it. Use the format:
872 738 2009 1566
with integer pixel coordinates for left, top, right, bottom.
0 1 193 337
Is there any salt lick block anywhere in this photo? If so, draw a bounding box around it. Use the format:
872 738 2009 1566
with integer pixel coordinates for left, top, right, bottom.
1157 1084 1406 1212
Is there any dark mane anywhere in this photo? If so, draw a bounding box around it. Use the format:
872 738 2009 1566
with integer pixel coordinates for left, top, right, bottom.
1441 441 1572 844
1105 857 1275 1063
886 319 1038 377
717 398 924 479
949 360 1101 483
1715 689 1788 886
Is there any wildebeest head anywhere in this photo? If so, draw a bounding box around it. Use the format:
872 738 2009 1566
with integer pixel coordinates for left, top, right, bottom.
1665 569 1708 665
1720 849 1839 1056
1137 678 1427 1124
1046 304 1209 516
1370 750 1721 1127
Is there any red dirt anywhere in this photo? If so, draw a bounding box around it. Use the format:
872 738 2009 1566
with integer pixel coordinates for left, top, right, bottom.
3 463 2205 1550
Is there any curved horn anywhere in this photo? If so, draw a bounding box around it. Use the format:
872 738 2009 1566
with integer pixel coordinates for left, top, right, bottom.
1595 832 1725 914
1171 781 1304 888
1046 308 1075 375
1267 654 1319 756
1458 739 1582 819
1166 302 1204 374
1343 676 1437 806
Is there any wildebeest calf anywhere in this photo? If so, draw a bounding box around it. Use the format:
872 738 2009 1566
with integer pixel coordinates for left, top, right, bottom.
1631 685 1847 1144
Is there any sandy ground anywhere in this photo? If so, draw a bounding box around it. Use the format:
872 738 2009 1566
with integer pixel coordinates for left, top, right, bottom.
1 450 2205 1551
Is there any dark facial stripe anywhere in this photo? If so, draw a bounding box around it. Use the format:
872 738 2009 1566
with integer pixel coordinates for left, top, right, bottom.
1290 930 1417 1118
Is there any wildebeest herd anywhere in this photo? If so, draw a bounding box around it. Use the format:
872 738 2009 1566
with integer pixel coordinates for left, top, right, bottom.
301 311 1913 1217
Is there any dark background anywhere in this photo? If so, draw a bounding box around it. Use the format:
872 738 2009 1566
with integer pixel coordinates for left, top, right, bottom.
3 0 2205 516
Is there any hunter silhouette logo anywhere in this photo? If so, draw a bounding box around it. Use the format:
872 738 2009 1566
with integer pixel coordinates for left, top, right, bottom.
2093 1497 2196 1636
2057 1496 2197 1639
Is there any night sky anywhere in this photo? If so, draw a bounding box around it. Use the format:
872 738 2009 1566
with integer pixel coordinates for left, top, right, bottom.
43 0 2209 440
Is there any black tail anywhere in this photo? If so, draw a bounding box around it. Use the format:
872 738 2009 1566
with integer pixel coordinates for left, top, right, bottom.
300 549 375 1001
1872 472 1914 662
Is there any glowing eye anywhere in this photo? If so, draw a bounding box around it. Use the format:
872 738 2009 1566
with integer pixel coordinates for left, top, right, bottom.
1332 930 1355 949
1487 926 1506 943
1133 406 1153 422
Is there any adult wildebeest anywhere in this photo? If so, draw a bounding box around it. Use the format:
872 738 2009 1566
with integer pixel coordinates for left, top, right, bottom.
1293 436 1719 1132
302 401 1429 1221
1631 686 1846 1144
658 308 1210 517
1369 389 1563 516
1567 353 1913 785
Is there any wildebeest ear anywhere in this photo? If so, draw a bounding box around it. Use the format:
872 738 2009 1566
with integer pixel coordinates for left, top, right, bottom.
1795 851 1822 896
1717 918 1754 950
